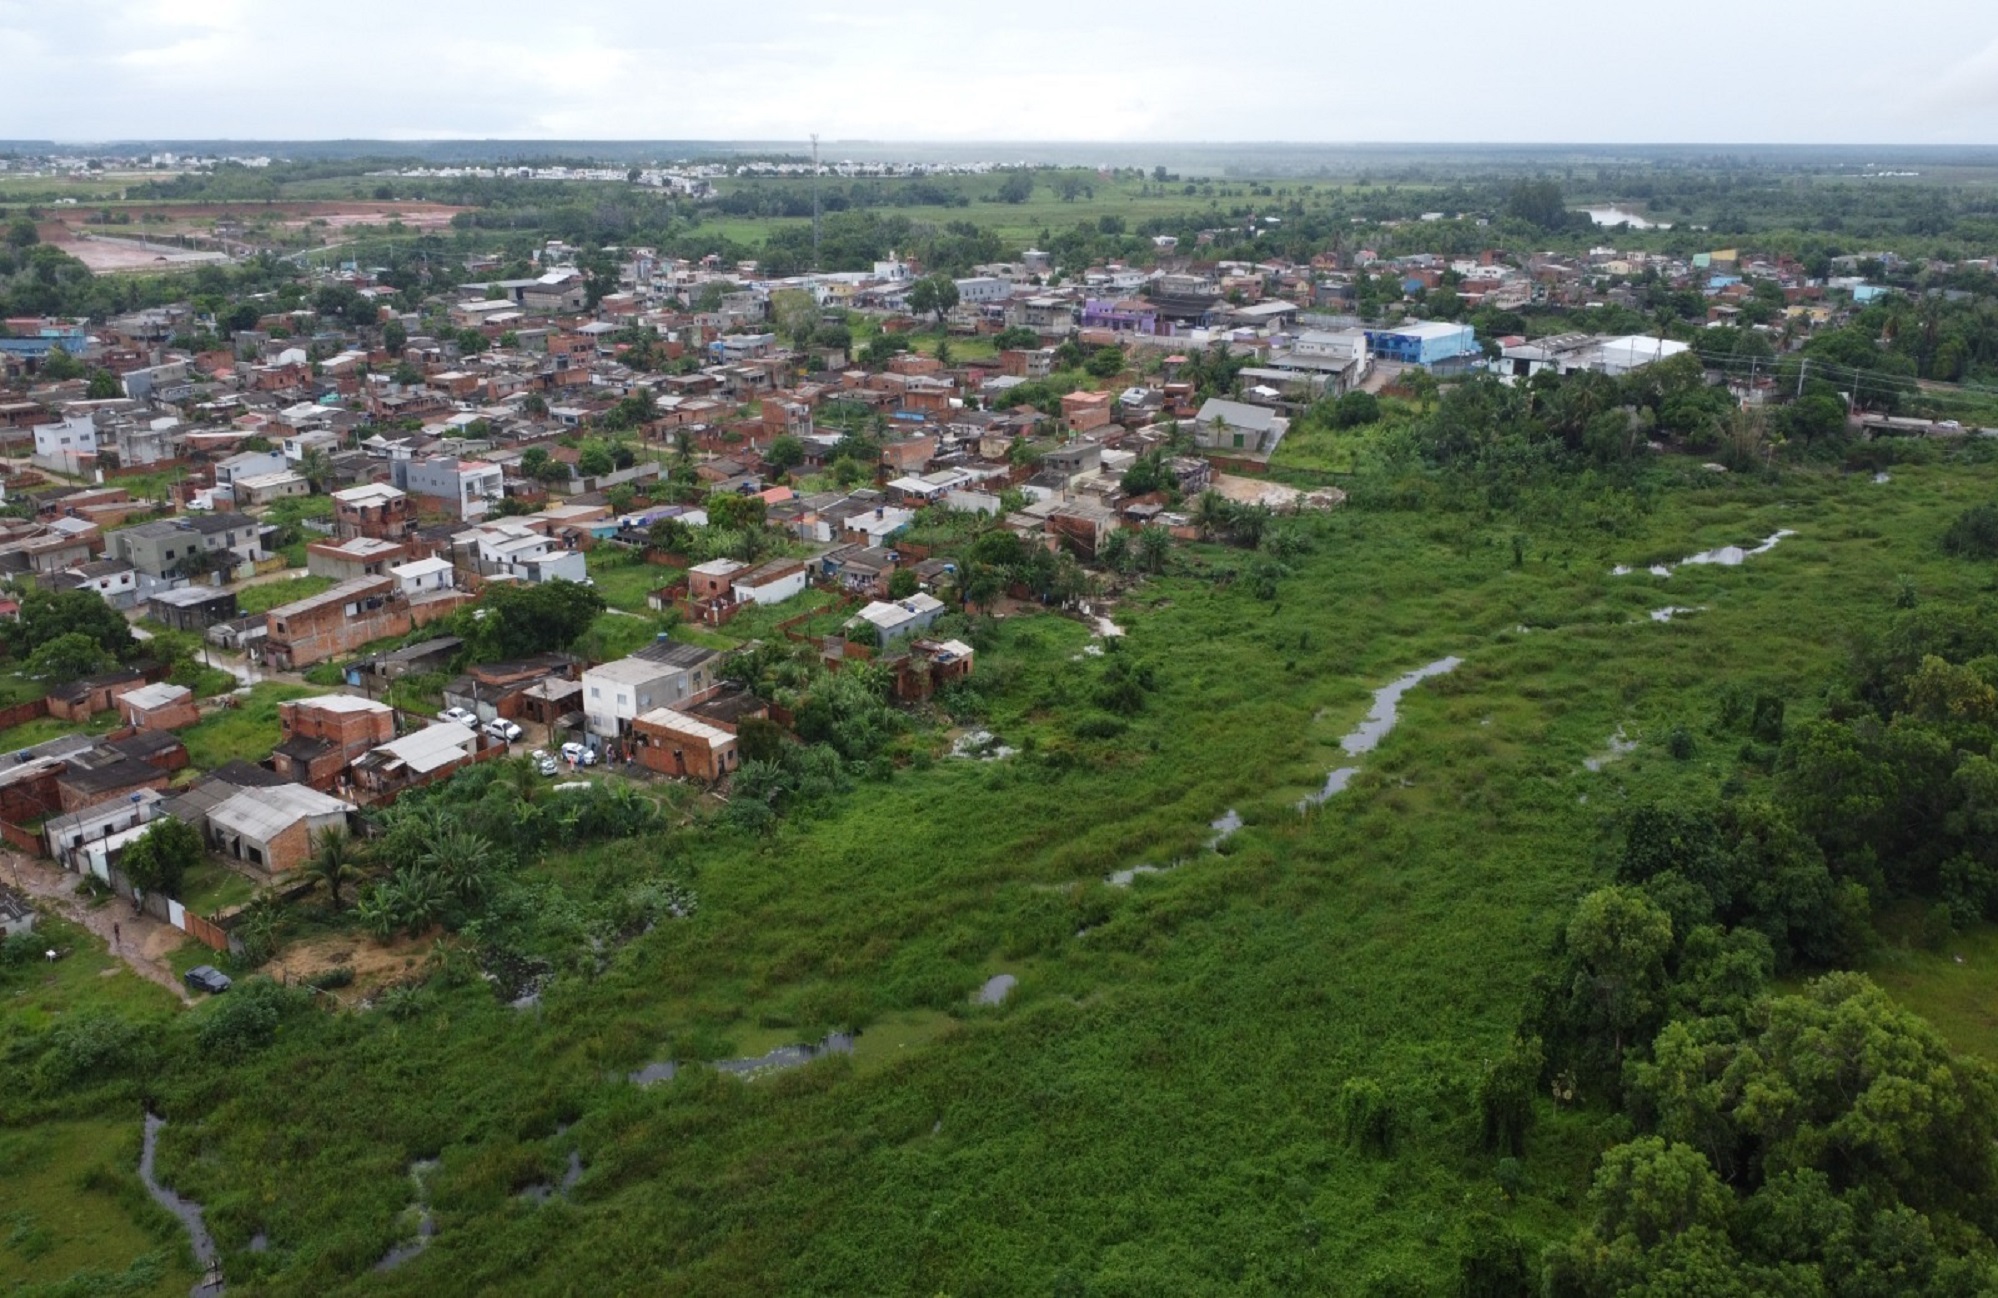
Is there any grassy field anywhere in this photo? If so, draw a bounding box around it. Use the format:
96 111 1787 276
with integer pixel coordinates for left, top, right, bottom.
179 682 316 771
3 449 1996 1293
237 575 334 616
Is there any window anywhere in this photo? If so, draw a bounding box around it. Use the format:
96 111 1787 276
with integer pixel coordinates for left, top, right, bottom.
590 686 601 699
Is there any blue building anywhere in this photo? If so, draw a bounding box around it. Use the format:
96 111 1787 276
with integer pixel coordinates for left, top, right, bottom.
0 318 90 364
1364 321 1479 368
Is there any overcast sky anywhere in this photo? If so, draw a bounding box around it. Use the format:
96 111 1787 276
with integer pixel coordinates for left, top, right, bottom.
5 0 1998 145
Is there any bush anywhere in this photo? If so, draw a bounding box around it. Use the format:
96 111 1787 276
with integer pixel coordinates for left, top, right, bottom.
1336 1077 1396 1156
195 977 302 1059
1941 502 1998 558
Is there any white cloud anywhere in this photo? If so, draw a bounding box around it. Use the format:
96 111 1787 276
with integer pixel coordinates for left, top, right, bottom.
2 0 1996 143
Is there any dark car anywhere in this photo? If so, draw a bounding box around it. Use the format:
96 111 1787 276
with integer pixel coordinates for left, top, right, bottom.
184 965 232 995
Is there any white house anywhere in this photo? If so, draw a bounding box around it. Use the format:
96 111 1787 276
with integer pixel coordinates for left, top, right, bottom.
581 642 720 738
390 556 457 595
731 558 809 606
32 412 97 474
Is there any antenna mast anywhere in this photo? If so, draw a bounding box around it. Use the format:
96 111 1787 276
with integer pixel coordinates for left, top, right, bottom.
811 133 821 271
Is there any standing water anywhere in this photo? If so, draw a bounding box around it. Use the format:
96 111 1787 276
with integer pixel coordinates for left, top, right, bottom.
1298 658 1463 808
140 1114 224 1296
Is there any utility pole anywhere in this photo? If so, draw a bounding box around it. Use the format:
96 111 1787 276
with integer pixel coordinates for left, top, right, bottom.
1795 356 1808 399
811 134 821 272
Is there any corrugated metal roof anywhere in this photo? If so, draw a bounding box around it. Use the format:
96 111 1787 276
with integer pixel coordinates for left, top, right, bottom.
209 783 354 840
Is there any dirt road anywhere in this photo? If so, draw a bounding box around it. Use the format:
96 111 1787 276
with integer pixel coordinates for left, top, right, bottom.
6 854 193 1004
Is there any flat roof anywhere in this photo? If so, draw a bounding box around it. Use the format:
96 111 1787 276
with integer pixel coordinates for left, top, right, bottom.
120 682 190 711
291 694 392 715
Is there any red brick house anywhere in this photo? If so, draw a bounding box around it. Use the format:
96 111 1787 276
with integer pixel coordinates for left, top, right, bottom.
631 708 739 781
273 695 396 790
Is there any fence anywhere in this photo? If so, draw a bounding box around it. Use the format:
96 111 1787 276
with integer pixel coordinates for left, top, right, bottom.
0 820 42 855
0 696 49 732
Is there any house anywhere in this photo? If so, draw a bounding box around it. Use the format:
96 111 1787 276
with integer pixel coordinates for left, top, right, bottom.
582 642 721 738
272 695 395 790
686 558 746 602
214 449 289 496
44 788 165 874
110 513 271 582
232 470 311 507
55 752 172 814
1047 500 1120 559
349 635 462 683
631 708 739 781
847 594 945 647
263 576 414 670
31 412 97 475
60 558 139 609
391 454 506 520
114 682 200 732
349 722 482 802
332 482 416 541
46 668 149 723
886 638 976 702
205 782 355 875
440 653 578 724
0 884 33 939
731 558 808 606
1192 398 1289 458
148 584 239 631
390 556 457 596
307 535 407 582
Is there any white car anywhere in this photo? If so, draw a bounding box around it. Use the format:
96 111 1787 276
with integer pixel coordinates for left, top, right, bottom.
559 741 598 767
439 707 477 726
483 717 523 742
531 750 558 776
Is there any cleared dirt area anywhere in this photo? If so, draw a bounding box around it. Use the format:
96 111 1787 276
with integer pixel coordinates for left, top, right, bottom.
1210 471 1346 511
36 200 465 271
268 929 437 999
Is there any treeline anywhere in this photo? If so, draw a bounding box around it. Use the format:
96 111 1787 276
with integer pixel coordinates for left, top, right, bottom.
1482 558 1998 1294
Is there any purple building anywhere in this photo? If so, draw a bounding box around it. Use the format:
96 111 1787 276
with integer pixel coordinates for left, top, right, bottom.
1081 299 1161 334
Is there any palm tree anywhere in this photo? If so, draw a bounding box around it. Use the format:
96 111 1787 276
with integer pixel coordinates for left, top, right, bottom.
306 827 363 912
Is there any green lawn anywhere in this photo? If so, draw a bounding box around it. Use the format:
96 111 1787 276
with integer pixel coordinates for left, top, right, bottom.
0 1119 194 1298
237 575 332 616
177 859 258 917
179 682 316 772
584 550 674 614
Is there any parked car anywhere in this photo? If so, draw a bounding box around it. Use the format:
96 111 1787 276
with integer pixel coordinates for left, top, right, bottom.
531 749 558 776
559 741 598 767
184 965 232 995
483 717 523 742
439 706 477 726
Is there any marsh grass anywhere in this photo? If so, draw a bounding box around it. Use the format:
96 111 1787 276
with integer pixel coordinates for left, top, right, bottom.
7 456 1998 1293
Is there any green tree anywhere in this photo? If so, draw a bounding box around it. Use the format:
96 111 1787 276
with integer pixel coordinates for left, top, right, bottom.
886 568 919 599
120 816 204 900
304 827 362 912
764 435 805 478
40 347 82 381
576 441 615 477
85 370 120 400
705 492 766 532
1565 886 1674 1066
455 581 605 661
996 172 1034 204
905 274 960 327
24 631 113 681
